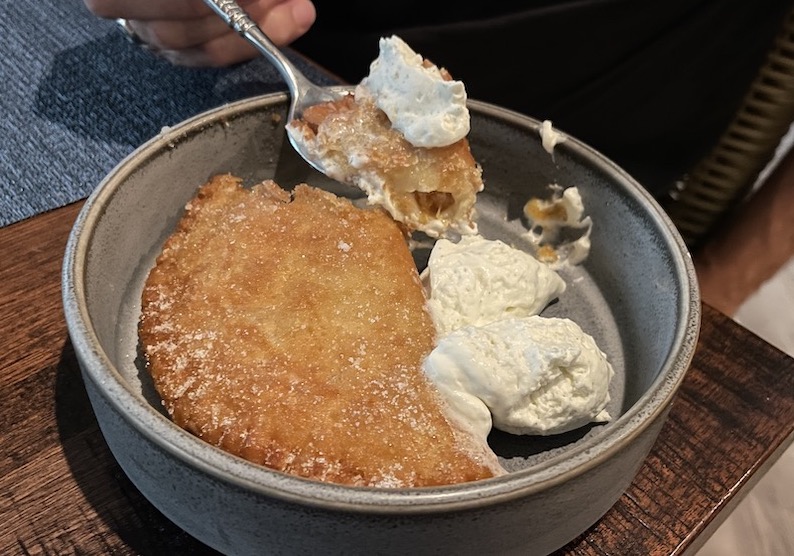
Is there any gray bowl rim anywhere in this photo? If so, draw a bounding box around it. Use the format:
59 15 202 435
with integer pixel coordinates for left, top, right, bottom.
62 91 701 514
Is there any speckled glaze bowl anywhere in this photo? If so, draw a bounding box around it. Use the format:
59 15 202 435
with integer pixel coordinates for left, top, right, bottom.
62 92 700 555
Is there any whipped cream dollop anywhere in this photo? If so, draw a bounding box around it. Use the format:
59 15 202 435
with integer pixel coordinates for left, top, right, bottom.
423 316 615 440
420 235 566 337
523 185 592 268
357 35 469 148
420 234 615 439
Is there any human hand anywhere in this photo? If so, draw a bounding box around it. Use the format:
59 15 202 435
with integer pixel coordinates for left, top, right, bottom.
83 0 316 67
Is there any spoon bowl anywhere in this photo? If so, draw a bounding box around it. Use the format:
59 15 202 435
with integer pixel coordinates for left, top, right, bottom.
203 0 354 172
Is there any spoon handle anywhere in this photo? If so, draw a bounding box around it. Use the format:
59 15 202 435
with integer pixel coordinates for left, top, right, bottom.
202 0 305 96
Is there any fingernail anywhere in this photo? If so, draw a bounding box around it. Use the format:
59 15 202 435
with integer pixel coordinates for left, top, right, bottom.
292 0 316 31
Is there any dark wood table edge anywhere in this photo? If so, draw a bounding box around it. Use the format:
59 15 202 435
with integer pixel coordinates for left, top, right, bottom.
4 200 794 555
683 429 794 555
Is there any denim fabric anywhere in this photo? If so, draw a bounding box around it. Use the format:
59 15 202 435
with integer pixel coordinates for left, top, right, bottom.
0 0 337 227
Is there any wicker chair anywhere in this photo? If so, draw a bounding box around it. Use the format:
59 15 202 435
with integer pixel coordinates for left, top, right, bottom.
663 6 794 250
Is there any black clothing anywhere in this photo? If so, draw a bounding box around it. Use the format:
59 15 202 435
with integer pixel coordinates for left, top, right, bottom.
292 0 792 197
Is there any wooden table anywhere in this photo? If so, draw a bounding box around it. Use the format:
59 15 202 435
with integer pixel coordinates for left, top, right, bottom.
2 201 793 555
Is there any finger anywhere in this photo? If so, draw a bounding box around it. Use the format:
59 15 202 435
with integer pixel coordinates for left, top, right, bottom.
155 0 316 67
84 0 269 21
129 0 314 52
126 12 229 51
254 0 316 45
84 0 213 20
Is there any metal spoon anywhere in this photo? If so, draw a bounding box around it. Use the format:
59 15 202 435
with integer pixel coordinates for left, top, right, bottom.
203 0 352 173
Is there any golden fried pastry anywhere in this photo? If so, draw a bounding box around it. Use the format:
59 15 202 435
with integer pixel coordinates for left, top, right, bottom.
139 174 503 487
287 92 483 238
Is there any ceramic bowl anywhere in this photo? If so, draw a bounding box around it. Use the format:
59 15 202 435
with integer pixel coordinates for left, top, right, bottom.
62 92 700 555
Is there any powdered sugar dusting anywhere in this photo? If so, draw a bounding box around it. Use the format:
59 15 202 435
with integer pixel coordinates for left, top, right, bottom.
139 175 501 488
